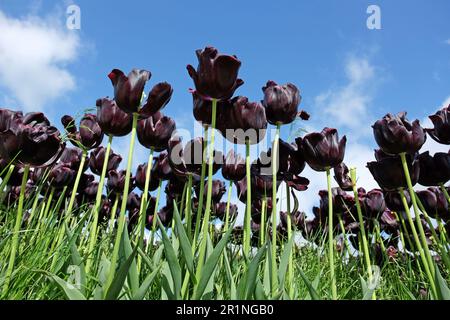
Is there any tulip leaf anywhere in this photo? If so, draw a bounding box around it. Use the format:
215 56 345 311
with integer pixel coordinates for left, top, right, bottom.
104 245 138 300
255 278 267 300
64 222 86 295
44 272 86 300
93 255 110 300
239 244 267 300
158 217 182 299
193 224 234 300
434 264 450 300
298 268 320 300
121 227 139 296
278 235 294 286
172 201 195 283
132 265 160 300
223 249 237 300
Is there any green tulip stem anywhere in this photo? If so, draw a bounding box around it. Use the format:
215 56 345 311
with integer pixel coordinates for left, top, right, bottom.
85 134 114 274
2 163 29 296
0 164 15 198
106 112 138 294
399 153 435 276
137 148 154 242
326 167 337 300
260 196 267 247
194 98 217 295
286 184 294 298
350 167 375 299
186 175 193 239
271 123 280 297
66 150 87 215
244 138 252 257
149 179 163 251
193 127 208 248
399 188 437 298
109 195 119 234
224 180 233 233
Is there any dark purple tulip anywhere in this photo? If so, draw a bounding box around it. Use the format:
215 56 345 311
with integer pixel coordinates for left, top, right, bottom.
126 192 141 212
129 196 156 230
192 92 228 126
250 198 273 224
83 181 99 201
168 136 222 180
222 149 245 182
5 182 34 205
79 114 104 150
367 151 419 191
135 163 159 193
318 187 355 217
108 68 151 114
61 115 77 134
286 175 310 192
372 112 426 155
77 173 95 193
426 105 450 145
1 161 27 186
0 108 22 132
48 163 76 189
250 163 281 199
165 178 186 200
362 189 386 219
231 226 244 245
417 187 449 220
218 96 268 144
187 46 243 101
137 111 176 151
147 203 173 228
380 210 399 234
96 97 133 137
214 202 238 221
88 146 122 176
107 170 135 195
417 151 450 186
152 151 173 181
384 190 411 212
262 80 303 125
301 128 347 172
195 179 226 203
59 147 87 172
140 82 173 117
333 162 353 191
0 111 64 167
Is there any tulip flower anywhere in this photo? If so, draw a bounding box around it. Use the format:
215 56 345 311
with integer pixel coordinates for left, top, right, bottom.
301 128 347 172
59 147 88 172
107 170 135 195
379 210 400 234
218 96 268 145
96 98 133 137
62 114 104 150
367 151 419 191
48 163 76 189
187 46 243 101
426 105 450 145
373 112 426 155
262 80 303 125
222 149 245 182
417 151 450 186
384 190 411 212
333 162 353 191
0 111 64 167
135 162 160 192
362 189 386 219
137 111 176 152
195 179 226 203
88 147 122 176
417 187 449 220
214 202 238 221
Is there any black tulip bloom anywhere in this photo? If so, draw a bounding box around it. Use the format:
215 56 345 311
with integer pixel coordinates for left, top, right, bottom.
418 151 450 186
48 163 76 189
140 82 173 118
262 80 304 125
137 112 176 151
362 189 386 219
301 127 347 172
214 202 238 222
147 203 174 228
0 111 64 167
165 178 186 200
0 108 22 132
88 147 122 176
318 187 355 217
77 173 95 193
168 136 222 180
218 96 268 144
417 187 449 220
187 46 243 101
222 149 245 182
333 162 353 191
367 151 419 191
62 114 104 150
384 190 411 212
426 105 450 145
59 147 87 171
1 161 27 186
83 181 99 201
108 69 151 114
126 192 141 212
135 163 159 193
372 112 426 155
107 170 135 195
195 179 226 203
96 98 133 137
152 151 173 181
379 210 399 234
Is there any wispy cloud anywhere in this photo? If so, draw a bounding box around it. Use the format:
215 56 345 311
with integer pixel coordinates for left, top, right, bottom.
445 39 450 45
0 10 80 111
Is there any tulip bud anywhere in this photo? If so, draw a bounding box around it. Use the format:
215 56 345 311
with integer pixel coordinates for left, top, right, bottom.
88 146 122 176
262 80 301 125
96 98 133 137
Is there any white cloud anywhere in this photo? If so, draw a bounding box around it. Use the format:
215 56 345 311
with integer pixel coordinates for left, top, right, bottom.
314 56 376 136
0 10 80 111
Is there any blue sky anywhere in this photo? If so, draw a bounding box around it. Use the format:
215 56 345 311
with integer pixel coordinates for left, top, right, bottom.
0 0 449 216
